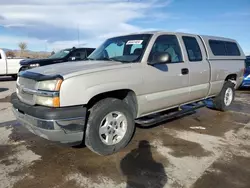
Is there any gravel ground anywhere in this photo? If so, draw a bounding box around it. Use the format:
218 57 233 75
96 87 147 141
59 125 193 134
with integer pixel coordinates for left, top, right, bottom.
0 76 250 188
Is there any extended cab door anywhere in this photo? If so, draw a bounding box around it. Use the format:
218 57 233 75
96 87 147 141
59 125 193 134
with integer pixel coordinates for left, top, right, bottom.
178 34 210 101
140 34 190 115
0 51 7 75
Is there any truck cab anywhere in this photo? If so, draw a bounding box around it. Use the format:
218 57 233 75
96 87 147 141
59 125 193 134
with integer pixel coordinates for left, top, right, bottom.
19 47 95 72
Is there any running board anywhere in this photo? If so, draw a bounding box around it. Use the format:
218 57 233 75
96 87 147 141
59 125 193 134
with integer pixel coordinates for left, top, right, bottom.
135 102 206 127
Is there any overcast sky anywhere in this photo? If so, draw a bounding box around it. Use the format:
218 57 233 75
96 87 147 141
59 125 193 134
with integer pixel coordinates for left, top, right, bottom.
0 0 249 54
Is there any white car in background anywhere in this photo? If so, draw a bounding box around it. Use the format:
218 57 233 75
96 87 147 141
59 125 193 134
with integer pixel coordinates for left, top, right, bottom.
0 49 24 79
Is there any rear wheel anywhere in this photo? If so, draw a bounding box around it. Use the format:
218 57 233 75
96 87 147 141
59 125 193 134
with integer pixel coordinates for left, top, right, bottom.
213 81 235 111
85 98 135 155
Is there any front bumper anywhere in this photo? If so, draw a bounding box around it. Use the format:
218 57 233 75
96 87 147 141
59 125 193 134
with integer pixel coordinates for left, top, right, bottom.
11 93 87 144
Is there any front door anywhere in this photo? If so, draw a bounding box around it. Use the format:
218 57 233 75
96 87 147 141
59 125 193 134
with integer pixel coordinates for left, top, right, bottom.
139 34 190 116
0 52 7 75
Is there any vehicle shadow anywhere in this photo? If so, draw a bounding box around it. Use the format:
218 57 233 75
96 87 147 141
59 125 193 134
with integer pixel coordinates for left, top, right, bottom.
120 140 168 188
0 88 9 93
238 87 250 92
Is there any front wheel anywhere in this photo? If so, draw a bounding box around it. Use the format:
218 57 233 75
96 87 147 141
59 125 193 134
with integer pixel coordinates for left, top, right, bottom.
85 98 135 155
213 81 235 111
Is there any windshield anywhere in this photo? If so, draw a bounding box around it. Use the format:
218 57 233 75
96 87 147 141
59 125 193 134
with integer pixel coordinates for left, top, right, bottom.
49 49 71 59
88 34 152 63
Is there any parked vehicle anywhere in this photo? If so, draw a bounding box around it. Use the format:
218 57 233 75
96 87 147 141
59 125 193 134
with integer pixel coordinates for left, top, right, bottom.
11 31 245 155
19 47 95 72
0 49 23 79
241 56 250 87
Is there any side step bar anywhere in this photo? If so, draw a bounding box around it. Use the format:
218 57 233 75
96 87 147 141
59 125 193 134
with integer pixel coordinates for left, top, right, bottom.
135 102 206 127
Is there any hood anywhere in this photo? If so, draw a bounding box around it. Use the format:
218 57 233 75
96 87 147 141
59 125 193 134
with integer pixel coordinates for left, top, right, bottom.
26 60 130 79
20 58 63 66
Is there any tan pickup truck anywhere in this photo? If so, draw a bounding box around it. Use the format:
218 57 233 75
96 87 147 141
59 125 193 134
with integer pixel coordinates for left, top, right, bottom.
11 31 245 155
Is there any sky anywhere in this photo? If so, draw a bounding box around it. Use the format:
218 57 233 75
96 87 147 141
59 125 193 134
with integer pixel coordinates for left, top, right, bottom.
0 0 249 54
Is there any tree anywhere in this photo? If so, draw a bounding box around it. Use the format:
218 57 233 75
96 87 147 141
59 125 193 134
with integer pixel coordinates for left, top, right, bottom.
5 51 15 58
18 42 27 56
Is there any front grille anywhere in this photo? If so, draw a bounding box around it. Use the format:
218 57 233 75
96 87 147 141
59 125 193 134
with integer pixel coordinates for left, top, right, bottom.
17 77 37 105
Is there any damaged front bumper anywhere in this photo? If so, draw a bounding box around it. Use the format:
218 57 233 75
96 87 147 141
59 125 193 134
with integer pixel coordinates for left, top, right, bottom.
11 93 87 144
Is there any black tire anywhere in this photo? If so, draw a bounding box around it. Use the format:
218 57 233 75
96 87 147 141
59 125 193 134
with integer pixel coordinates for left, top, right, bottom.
85 98 135 156
213 81 235 111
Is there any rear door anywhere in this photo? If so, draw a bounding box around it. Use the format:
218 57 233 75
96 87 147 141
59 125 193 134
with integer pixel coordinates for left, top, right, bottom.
5 59 21 74
0 52 7 75
140 34 190 115
179 34 210 101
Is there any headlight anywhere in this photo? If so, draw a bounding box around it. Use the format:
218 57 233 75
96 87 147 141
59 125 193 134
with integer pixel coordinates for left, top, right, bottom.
36 96 60 107
30 63 40 67
36 79 63 107
37 79 63 91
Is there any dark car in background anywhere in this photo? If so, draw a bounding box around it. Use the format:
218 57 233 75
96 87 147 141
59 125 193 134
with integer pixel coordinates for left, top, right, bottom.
19 47 95 72
241 56 250 88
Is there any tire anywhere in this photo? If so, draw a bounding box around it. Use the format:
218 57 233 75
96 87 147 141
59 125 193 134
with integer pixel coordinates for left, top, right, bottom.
213 81 235 111
85 98 135 155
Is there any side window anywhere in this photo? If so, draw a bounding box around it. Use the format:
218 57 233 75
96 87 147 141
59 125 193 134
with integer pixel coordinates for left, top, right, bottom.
149 35 183 63
182 36 202 62
69 50 87 61
225 42 241 56
209 40 227 56
0 54 1 59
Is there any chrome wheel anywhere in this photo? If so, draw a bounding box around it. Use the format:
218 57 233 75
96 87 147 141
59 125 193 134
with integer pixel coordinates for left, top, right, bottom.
224 88 233 106
99 111 128 145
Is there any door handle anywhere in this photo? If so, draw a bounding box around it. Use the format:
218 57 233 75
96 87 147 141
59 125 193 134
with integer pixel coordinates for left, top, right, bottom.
181 68 189 75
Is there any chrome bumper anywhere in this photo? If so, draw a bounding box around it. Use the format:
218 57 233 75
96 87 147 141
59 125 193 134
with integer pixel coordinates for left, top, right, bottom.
12 108 84 144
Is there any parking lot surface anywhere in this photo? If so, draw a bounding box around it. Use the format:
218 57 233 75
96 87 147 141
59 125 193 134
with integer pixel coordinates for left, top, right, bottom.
1 76 250 188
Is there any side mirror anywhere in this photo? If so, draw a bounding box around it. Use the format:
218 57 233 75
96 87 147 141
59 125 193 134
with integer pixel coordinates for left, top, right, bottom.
148 52 171 65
